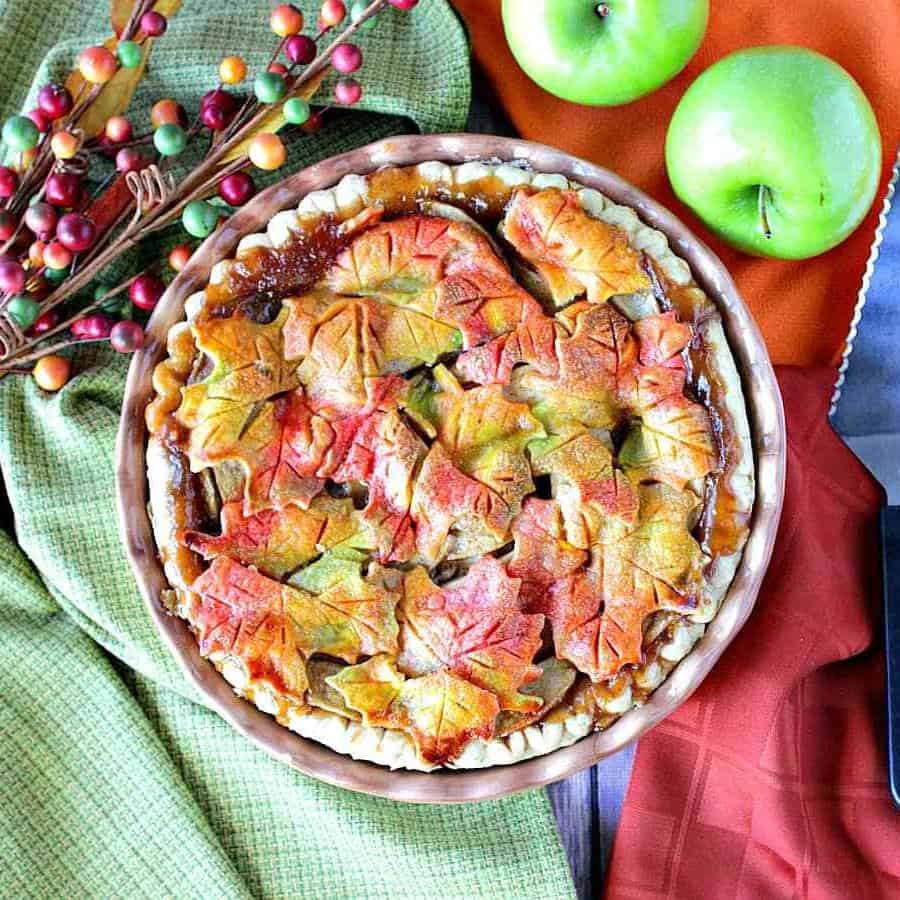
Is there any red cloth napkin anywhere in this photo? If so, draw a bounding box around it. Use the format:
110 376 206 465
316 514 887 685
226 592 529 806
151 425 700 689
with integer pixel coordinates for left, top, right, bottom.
606 368 897 898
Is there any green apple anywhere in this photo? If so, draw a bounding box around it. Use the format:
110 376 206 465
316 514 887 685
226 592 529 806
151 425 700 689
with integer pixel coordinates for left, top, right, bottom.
666 46 882 259
501 0 708 107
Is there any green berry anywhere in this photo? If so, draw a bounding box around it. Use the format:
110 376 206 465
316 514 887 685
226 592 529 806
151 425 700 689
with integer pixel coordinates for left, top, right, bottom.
2 115 40 151
95 283 125 315
182 200 218 238
153 123 187 157
254 71 286 104
44 265 68 283
117 40 143 69
7 295 40 329
283 97 310 125
350 0 377 30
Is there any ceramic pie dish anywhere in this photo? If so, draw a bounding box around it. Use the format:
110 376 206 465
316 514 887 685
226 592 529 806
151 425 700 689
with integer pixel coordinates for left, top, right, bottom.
117 134 785 801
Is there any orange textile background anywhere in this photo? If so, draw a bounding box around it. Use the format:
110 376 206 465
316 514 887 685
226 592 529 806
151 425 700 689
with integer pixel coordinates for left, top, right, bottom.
451 0 900 367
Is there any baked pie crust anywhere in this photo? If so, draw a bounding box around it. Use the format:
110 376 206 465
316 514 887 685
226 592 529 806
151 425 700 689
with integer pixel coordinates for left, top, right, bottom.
145 160 754 771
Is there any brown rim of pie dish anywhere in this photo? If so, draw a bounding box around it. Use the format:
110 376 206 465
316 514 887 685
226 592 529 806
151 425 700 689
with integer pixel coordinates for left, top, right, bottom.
116 134 786 804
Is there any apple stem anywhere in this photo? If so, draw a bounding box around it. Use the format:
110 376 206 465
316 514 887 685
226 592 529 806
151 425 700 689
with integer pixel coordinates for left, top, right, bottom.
595 3 610 17
758 185 772 240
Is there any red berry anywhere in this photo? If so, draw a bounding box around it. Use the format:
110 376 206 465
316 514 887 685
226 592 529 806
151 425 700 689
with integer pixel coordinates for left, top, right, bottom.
302 109 324 133
332 43 362 74
0 166 17 199
200 89 237 131
268 62 289 77
45 172 81 207
37 83 73 120
0 257 26 294
140 10 167 36
129 272 165 310
72 313 113 339
30 309 60 335
110 320 145 353
115 147 148 173
334 77 362 105
388 0 418 8
24 202 58 238
56 213 95 252
27 108 52 133
286 34 317 64
218 171 256 206
0 211 16 241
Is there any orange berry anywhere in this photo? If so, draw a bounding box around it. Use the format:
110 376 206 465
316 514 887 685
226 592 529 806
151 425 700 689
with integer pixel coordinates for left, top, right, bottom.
271 4 304 36
50 131 80 160
105 115 132 143
219 55 247 85
168 242 193 272
28 240 47 267
19 147 38 170
78 46 117 84
150 99 184 128
248 132 286 171
33 355 71 392
320 0 346 27
43 241 72 270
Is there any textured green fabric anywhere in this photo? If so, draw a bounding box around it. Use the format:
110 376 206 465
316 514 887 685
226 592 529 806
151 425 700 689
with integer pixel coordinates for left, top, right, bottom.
0 1 575 897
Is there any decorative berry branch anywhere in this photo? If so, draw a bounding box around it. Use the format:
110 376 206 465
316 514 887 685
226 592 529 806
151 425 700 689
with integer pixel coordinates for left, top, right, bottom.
0 0 417 389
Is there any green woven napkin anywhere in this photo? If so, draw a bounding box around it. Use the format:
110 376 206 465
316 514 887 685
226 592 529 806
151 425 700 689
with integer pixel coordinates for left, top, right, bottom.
0 1 576 897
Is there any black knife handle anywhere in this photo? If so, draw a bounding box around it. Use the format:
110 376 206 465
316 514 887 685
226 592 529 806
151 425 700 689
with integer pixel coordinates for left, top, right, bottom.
883 505 900 808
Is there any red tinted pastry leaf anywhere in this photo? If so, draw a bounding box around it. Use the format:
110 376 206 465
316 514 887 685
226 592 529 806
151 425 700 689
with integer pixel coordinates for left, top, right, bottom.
508 498 588 611
530 431 639 549
545 484 705 681
410 368 545 561
242 390 332 513
288 551 400 663
453 314 559 385
399 559 544 712
327 656 499 765
327 215 542 348
190 557 308 701
332 407 424 563
509 302 636 434
410 443 510 562
291 295 460 414
181 496 368 579
502 188 650 306
634 312 692 368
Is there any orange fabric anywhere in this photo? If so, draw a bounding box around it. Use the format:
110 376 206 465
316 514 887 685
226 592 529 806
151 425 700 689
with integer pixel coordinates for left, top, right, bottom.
452 0 900 367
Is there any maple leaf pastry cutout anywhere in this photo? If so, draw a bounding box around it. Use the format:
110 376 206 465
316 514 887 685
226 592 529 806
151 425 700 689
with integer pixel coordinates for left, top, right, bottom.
500 188 650 307
519 484 706 682
408 366 545 562
325 214 543 348
190 553 401 700
398 557 544 713
326 655 499 766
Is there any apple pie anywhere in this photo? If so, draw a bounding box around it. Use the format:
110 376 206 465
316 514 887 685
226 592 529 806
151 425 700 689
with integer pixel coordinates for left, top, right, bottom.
145 160 754 770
